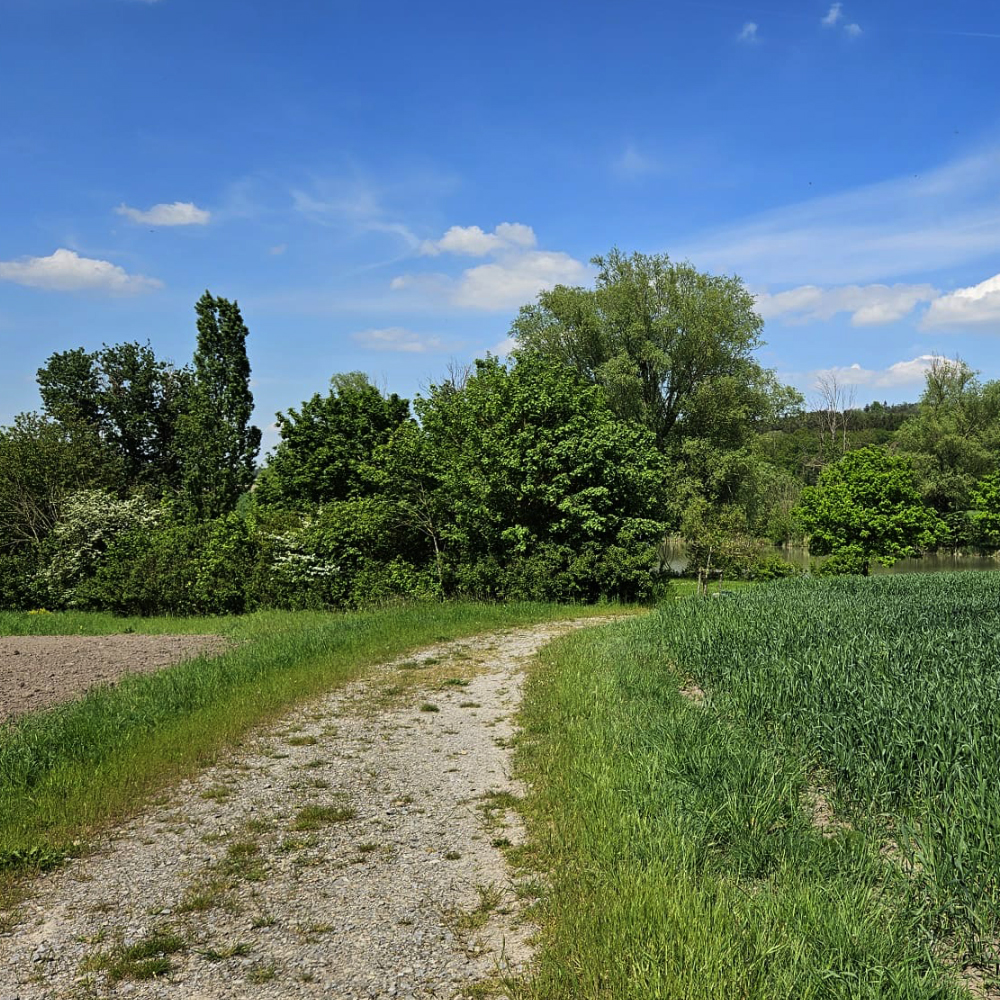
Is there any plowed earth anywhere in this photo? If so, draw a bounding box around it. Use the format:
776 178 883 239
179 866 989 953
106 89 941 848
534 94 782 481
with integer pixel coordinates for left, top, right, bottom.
0 635 230 723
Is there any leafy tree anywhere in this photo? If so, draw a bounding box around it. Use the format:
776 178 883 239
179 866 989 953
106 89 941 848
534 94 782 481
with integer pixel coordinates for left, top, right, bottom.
795 446 946 574
37 489 161 607
0 414 120 607
0 413 119 552
36 347 103 428
409 353 672 600
36 342 192 489
179 292 262 517
255 373 410 508
363 421 450 594
895 358 1000 543
969 471 1000 549
510 248 800 452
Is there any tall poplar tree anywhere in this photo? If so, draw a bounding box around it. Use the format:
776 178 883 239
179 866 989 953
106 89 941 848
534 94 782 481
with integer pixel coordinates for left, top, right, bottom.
180 292 261 517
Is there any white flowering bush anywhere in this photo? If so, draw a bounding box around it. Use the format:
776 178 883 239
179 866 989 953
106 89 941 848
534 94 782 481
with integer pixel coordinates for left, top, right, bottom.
38 489 160 607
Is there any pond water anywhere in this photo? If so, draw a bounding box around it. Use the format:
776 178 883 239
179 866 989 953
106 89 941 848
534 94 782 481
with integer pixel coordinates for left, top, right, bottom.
660 540 1000 576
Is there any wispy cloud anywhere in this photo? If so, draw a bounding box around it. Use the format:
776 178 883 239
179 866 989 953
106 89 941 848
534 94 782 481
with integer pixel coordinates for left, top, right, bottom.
738 21 759 43
923 272 1000 329
813 354 948 389
684 146 1000 285
292 181 419 247
0 248 162 293
116 201 210 225
756 282 938 326
613 143 659 179
352 327 449 353
821 3 842 27
845 22 863 37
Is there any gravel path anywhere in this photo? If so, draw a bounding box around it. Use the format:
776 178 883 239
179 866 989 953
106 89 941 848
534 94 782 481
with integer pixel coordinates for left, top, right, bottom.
0 617 616 1000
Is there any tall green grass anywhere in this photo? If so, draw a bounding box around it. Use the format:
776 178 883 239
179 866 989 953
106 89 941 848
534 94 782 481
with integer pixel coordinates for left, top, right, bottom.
0 602 613 863
657 573 1000 965
514 620 961 998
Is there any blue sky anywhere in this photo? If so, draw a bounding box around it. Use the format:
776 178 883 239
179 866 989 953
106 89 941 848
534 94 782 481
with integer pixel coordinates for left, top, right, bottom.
3 0 1000 451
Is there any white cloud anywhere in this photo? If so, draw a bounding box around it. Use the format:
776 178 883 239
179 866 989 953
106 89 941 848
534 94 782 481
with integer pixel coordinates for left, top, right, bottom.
684 146 1000 285
0 248 162 294
613 144 659 178
922 273 1000 329
813 355 950 389
822 3 843 27
392 251 588 312
420 223 537 257
738 21 759 43
452 251 589 310
396 221 588 312
491 336 518 356
756 282 938 325
845 22 863 37
116 201 211 226
352 327 448 353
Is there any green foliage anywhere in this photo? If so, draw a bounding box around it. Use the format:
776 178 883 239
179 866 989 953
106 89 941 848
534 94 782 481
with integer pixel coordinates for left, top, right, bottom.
179 292 261 518
969 470 1000 548
37 342 191 490
895 359 1000 543
0 413 120 554
411 353 671 600
78 511 265 616
657 573 1000 964
511 248 801 451
264 499 435 609
796 446 946 573
38 490 161 608
0 552 40 610
255 373 410 508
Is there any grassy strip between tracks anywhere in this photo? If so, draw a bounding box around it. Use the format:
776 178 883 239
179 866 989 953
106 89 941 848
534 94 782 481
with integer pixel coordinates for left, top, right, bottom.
0 601 622 920
511 614 967 1000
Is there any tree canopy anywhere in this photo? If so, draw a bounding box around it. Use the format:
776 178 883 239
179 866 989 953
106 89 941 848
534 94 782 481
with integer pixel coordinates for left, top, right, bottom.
36 342 191 489
511 248 800 451
179 292 262 517
796 446 946 574
256 373 410 508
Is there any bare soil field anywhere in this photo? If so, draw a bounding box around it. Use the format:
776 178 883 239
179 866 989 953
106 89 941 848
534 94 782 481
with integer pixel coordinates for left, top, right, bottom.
0 635 230 723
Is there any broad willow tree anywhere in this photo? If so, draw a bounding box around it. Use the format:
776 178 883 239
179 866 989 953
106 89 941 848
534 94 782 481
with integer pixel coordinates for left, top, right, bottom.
510 248 799 453
180 292 261 518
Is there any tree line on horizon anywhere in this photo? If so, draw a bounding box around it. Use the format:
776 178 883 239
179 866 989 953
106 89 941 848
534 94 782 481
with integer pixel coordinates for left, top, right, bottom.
3 249 1000 615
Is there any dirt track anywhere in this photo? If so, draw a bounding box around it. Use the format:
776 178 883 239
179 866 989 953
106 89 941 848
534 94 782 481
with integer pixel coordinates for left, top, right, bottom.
0 634 230 723
0 618 618 998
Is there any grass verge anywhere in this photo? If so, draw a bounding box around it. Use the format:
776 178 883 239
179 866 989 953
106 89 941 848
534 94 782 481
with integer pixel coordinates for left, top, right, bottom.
512 617 964 999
